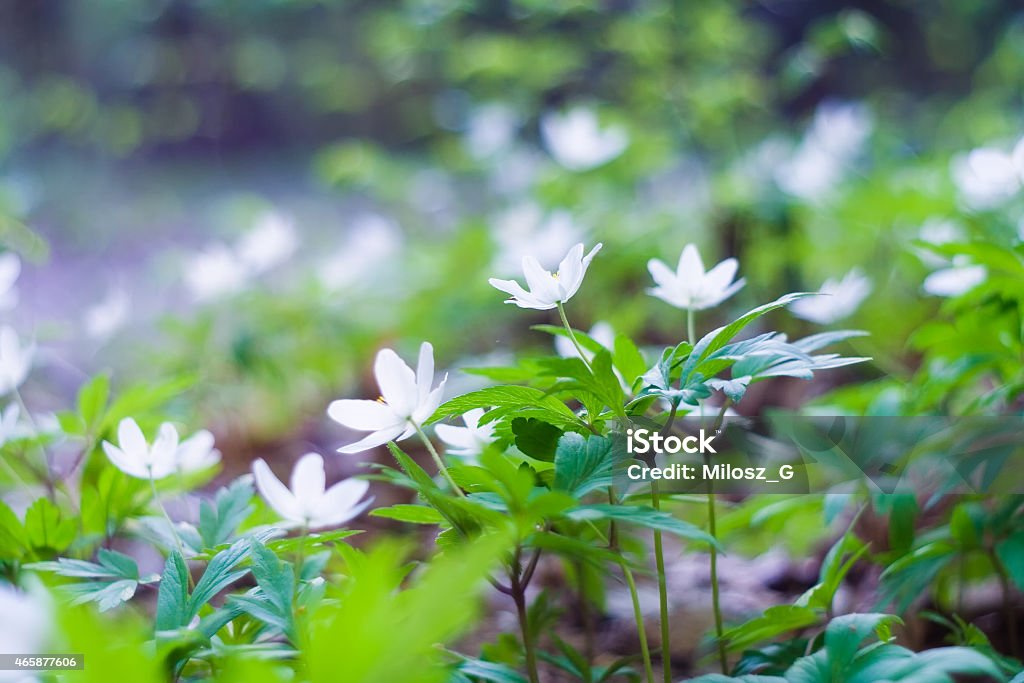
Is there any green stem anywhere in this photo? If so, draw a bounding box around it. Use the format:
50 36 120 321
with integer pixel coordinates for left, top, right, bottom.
295 523 308 585
992 550 1020 660
652 480 672 683
12 388 56 500
556 302 593 374
687 307 696 347
149 474 186 561
706 400 731 674
609 488 655 683
653 400 679 683
511 549 541 683
412 421 466 497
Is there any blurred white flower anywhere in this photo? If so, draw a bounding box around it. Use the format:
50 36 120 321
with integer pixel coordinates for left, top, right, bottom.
776 101 872 201
0 583 50 674
489 242 603 310
253 452 370 529
102 417 220 480
555 321 615 360
951 145 1021 209
923 261 987 297
83 287 129 340
0 326 33 395
0 403 21 446
435 408 496 460
491 205 586 275
236 211 298 274
184 244 248 302
318 214 402 292
175 429 221 473
915 218 965 268
329 342 447 454
790 269 872 325
541 107 628 171
0 252 20 311
465 103 520 159
647 244 744 311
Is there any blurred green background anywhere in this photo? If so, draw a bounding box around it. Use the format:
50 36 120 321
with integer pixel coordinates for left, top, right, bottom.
2 0 1023 464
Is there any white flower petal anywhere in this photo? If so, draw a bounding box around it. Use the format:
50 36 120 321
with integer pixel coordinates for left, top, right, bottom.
253 459 302 522
290 453 326 501
327 399 403 431
337 424 406 454
374 348 418 418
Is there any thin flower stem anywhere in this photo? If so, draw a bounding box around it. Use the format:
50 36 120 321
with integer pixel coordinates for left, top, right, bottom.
12 388 56 500
295 523 309 585
652 480 671 683
149 474 186 560
706 400 731 674
653 400 678 683
556 302 593 374
412 422 466 497
622 560 655 683
510 548 541 683
609 488 655 683
687 307 696 347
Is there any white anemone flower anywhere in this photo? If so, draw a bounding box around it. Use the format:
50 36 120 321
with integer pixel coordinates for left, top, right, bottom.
0 326 33 395
0 252 21 311
83 286 129 340
951 146 1021 209
236 211 298 274
252 452 370 529
541 107 628 171
184 244 249 302
790 269 872 325
435 408 496 460
102 418 220 480
489 242 603 310
329 342 448 454
647 244 745 311
0 583 50 669
317 214 402 292
0 403 22 446
923 261 987 297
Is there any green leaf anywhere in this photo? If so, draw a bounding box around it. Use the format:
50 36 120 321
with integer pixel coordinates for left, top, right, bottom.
565 505 718 546
429 386 581 429
723 604 819 653
65 578 139 612
249 539 294 616
689 676 787 683
155 551 190 631
76 373 110 433
996 533 1024 592
680 293 810 383
613 334 647 389
387 441 439 492
553 433 617 498
198 477 256 549
370 504 446 525
511 417 562 461
23 497 76 554
0 499 27 559
189 534 263 620
453 657 529 683
824 613 903 673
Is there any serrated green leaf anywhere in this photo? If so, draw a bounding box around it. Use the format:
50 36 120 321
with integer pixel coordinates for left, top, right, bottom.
23 497 76 554
553 433 616 497
370 504 446 525
155 551 190 631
